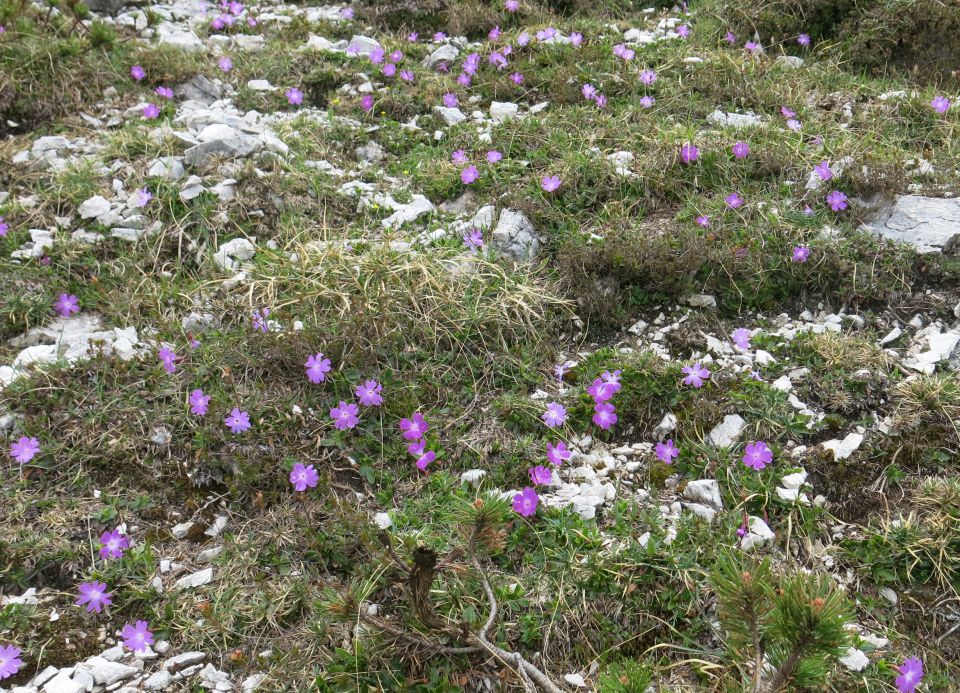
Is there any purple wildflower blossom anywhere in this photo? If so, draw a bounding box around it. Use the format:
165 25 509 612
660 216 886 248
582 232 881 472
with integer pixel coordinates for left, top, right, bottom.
189 389 210 416
682 363 710 388
529 465 553 485
0 646 23 681
76 581 112 614
155 86 174 100
463 228 484 253
361 94 374 112
640 95 655 108
10 436 39 464
814 160 833 181
742 441 773 470
399 413 428 440
731 328 752 350
224 408 251 433
416 449 436 472
895 657 924 693
680 143 699 164
355 379 383 407
826 190 848 211
725 192 744 209
792 245 811 262
54 293 80 317
461 165 479 184
542 402 567 427
696 215 711 227
218 56 233 72
512 487 538 516
655 439 679 464
569 32 583 46
142 103 161 119
592 402 617 430
639 69 657 85
731 141 750 159
130 65 145 81
541 175 561 192
99 530 129 560
158 347 177 373
546 441 571 466
286 87 303 105
931 96 951 114
290 463 319 491
330 401 359 430
121 621 154 653
305 353 332 383
797 33 811 46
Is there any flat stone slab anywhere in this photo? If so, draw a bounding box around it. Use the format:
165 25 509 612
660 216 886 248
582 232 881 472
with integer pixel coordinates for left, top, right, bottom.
862 195 960 253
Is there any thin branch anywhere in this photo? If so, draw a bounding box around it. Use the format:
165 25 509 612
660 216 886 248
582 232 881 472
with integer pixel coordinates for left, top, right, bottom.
358 612 480 656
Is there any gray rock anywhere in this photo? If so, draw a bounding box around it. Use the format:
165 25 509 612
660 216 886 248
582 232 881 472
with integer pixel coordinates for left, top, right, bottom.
862 195 960 253
683 479 723 510
423 44 459 68
470 205 496 230
176 76 223 106
706 110 763 129
707 414 746 448
143 670 173 690
492 209 539 261
683 502 716 522
163 652 206 672
147 156 185 181
78 657 138 686
184 134 261 169
345 35 381 57
84 0 130 14
78 195 112 219
382 195 434 229
156 24 204 52
174 567 213 590
355 141 385 163
434 106 466 126
490 102 519 122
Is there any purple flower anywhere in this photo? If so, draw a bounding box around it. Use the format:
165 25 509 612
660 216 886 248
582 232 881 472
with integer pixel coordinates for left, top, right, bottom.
157 347 177 373
463 228 484 253
592 402 617 430
792 245 811 263
54 293 80 318
433 32 447 42
639 96 655 108
797 33 811 46
541 175 561 192
189 389 211 416
731 141 749 159
452 149 468 165
134 187 153 207
639 69 657 85
725 192 744 209
305 352 332 383
895 657 924 693
461 165 480 185
731 328 752 350
224 408 251 433
99 530 129 560
76 581 112 614
542 402 567 427
488 25 501 41
680 143 699 164
400 69 414 81
517 31 530 46
677 24 690 38
121 621 154 653
251 307 270 333
613 44 635 60
361 94 374 112
340 6 354 19
826 190 848 211
10 436 40 464
486 150 503 163
407 32 419 42
0 645 23 681
290 462 319 491
736 523 748 538
389 50 403 63
536 27 556 41
416 449 436 472
155 86 174 100
587 378 615 403
0 217 7 236
786 118 802 131
130 65 145 81
512 487 538 516
505 0 518 10
382 63 396 77
655 439 679 464
400 412 428 440
594 93 607 109
682 362 710 388
724 31 736 44
369 48 385 65
569 32 583 46
781 106 797 118
355 379 383 407
814 160 833 181
931 96 951 114
488 52 508 69
744 41 759 53
407 440 426 458
286 87 303 105
546 441 571 466
696 215 711 227
582 83 597 100
442 92 458 108
331 401 360 430
218 56 233 72
742 440 773 470
509 72 524 85
554 360 574 381
142 103 161 120
529 465 553 485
